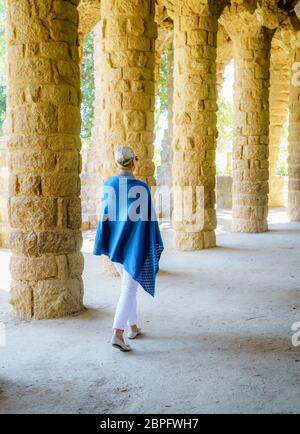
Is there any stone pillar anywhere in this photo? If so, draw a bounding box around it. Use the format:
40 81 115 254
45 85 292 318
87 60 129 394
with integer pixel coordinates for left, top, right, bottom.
172 9 218 250
6 0 84 319
288 31 300 221
230 27 273 232
97 0 157 274
99 0 157 186
269 37 291 207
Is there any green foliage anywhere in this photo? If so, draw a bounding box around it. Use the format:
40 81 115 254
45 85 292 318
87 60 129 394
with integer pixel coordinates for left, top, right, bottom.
80 31 95 154
276 163 288 176
217 96 233 153
0 84 5 131
216 96 234 176
0 0 6 134
276 145 288 177
276 120 288 176
155 48 169 132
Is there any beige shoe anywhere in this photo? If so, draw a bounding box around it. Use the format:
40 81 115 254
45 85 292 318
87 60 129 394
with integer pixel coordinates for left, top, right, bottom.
127 327 142 339
111 334 132 352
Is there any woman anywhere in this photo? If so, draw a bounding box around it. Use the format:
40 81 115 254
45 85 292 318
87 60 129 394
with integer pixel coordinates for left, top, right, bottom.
93 146 164 352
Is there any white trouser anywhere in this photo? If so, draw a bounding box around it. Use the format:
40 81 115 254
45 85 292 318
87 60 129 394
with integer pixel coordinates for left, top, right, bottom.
112 262 139 330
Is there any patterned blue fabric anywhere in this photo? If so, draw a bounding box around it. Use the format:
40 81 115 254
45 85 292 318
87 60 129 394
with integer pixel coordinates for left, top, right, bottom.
93 173 164 297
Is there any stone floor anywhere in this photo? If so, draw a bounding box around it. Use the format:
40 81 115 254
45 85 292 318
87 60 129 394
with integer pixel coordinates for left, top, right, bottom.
0 209 300 414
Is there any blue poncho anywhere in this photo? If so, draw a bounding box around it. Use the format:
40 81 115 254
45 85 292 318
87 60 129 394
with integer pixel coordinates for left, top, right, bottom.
93 173 164 297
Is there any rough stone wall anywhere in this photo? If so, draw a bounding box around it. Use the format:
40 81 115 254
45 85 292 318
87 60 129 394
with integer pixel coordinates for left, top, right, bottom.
288 30 300 221
98 0 157 186
6 0 84 319
172 7 218 250
269 30 291 207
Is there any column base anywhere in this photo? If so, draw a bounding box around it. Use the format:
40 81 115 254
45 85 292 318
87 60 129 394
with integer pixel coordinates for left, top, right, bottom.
10 277 84 320
288 193 300 221
174 231 216 251
232 219 268 233
288 208 300 221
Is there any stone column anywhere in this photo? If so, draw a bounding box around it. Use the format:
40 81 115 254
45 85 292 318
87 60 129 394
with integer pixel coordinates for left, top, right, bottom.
99 0 157 186
6 0 84 319
269 38 290 207
172 9 218 250
227 25 273 233
288 31 300 221
97 0 157 274
220 0 281 232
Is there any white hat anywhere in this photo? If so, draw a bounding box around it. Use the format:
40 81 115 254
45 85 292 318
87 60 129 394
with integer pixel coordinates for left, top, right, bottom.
115 146 136 168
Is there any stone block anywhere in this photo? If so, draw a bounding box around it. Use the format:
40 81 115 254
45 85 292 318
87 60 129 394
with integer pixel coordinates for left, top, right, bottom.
67 197 82 229
58 105 81 134
55 60 80 87
39 85 72 105
10 254 58 280
187 29 207 46
10 196 56 229
53 0 78 24
14 103 58 135
56 151 79 173
39 42 70 60
49 20 77 43
122 92 150 110
127 17 145 36
10 229 38 256
37 230 77 255
67 252 84 277
18 174 41 195
8 150 55 174
10 279 33 319
41 173 79 196
12 58 53 85
105 36 128 51
124 111 146 130
128 36 150 51
32 277 83 319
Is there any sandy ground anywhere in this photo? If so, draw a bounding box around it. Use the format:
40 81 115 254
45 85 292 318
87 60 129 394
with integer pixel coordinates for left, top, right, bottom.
0 209 300 414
